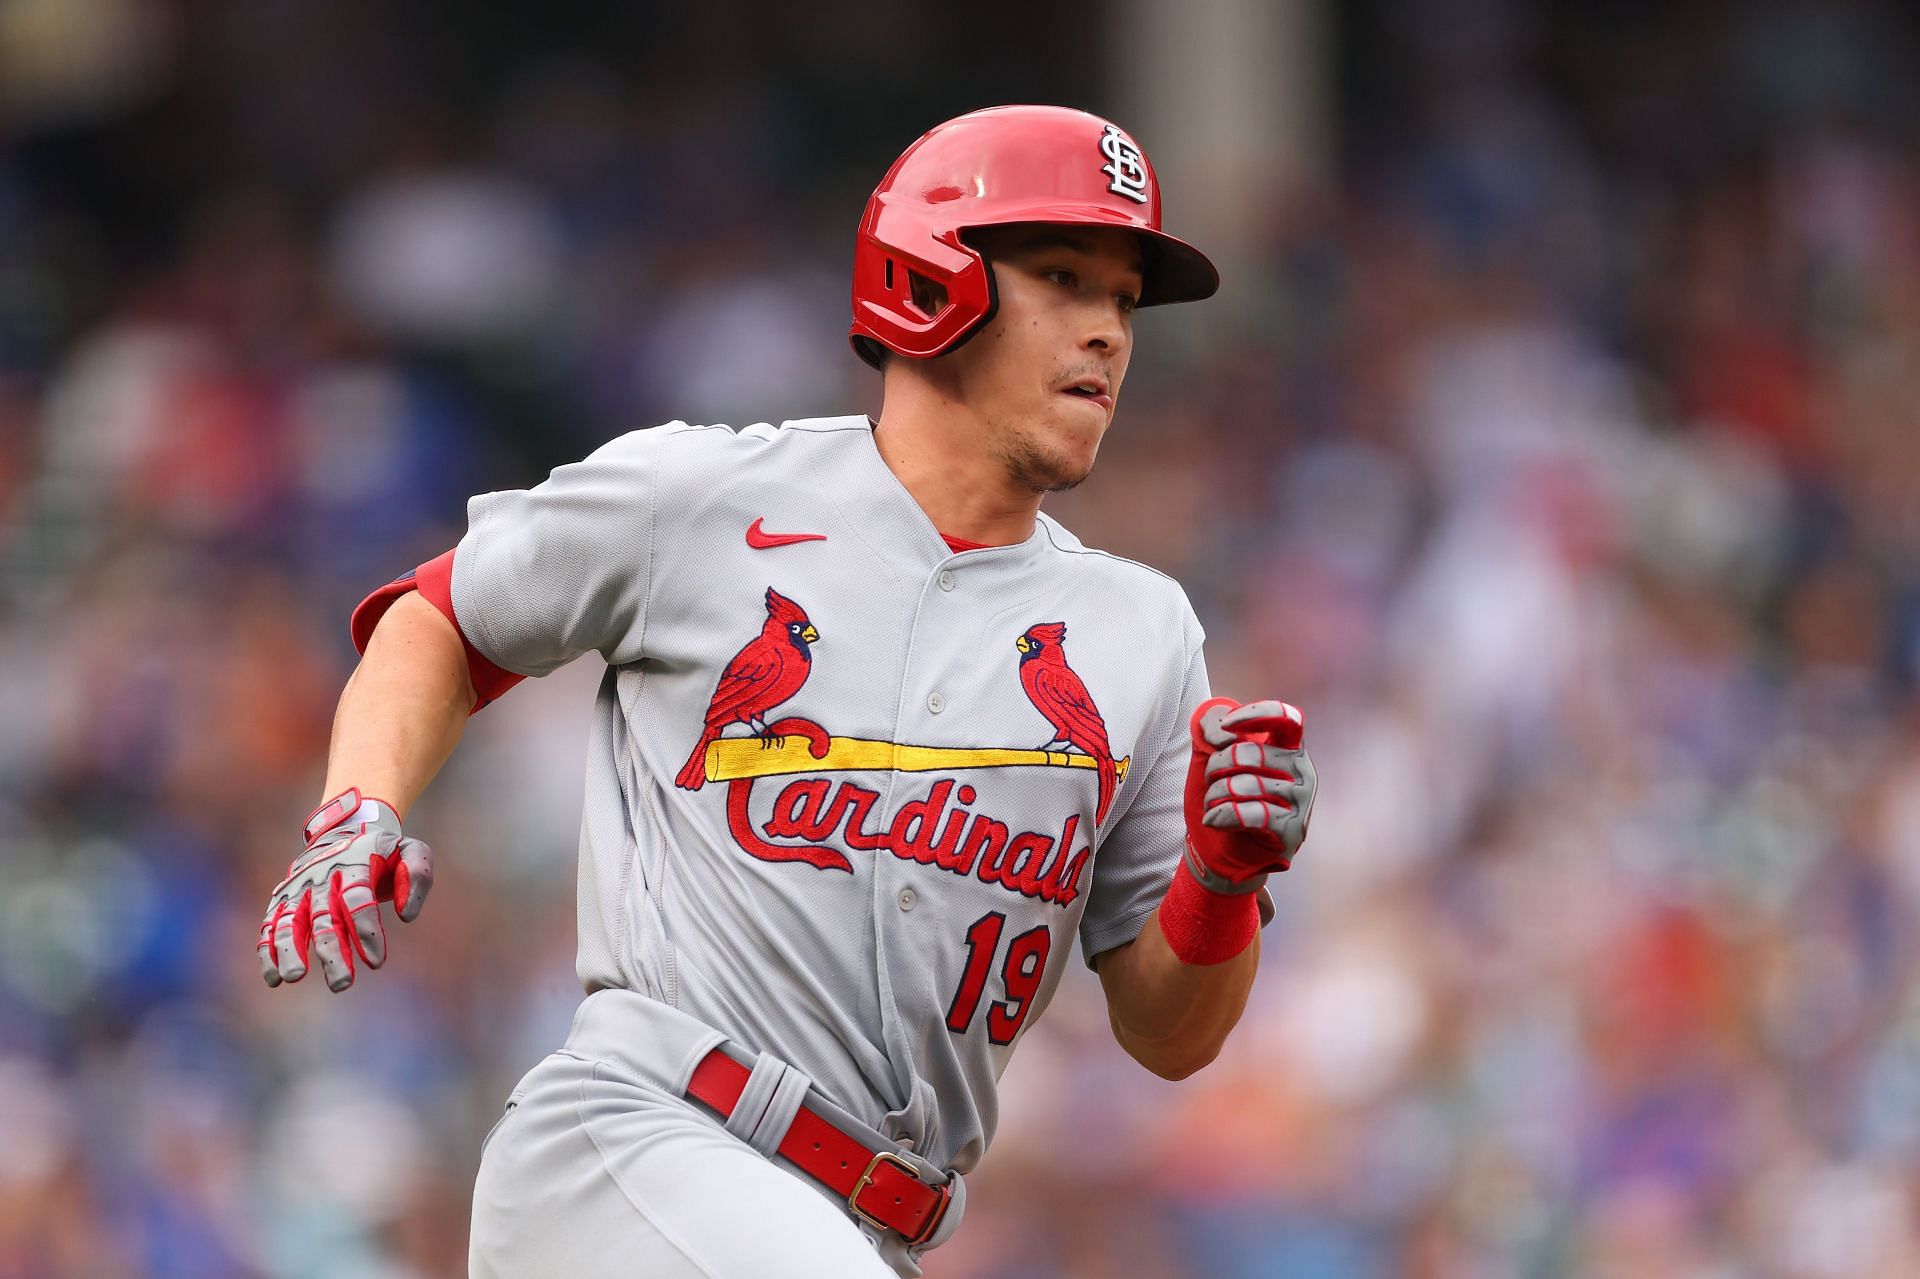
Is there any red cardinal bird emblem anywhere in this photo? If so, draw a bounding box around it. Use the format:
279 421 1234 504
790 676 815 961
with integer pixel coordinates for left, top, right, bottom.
676 588 820 790
1017 621 1118 824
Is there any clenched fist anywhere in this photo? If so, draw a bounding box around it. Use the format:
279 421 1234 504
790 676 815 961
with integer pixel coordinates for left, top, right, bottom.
258 789 433 992
1182 697 1317 893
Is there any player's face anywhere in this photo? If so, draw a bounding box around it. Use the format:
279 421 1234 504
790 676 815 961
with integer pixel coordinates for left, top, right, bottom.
943 225 1144 494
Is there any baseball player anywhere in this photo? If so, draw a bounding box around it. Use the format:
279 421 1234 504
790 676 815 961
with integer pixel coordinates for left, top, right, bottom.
257 105 1317 1278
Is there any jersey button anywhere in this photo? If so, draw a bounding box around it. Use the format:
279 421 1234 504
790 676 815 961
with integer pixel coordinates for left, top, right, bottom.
938 570 955 592
898 888 917 912
927 692 945 713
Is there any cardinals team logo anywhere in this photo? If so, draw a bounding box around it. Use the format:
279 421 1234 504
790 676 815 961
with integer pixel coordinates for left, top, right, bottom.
676 587 819 790
1015 622 1118 824
679 595 1128 905
1098 124 1150 204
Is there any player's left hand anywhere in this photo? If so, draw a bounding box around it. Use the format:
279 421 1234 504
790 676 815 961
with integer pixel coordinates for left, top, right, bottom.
258 788 433 992
1183 697 1317 888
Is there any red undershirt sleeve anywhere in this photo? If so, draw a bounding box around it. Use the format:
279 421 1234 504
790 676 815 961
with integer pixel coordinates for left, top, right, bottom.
349 549 525 713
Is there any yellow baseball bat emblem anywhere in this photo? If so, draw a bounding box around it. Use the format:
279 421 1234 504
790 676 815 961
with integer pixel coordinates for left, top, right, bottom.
704 734 1130 784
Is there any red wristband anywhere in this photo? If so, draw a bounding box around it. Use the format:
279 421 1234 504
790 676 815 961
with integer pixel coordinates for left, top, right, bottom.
1157 855 1260 965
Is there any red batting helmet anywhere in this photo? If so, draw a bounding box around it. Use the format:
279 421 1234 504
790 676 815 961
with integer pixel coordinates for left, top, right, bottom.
849 105 1219 369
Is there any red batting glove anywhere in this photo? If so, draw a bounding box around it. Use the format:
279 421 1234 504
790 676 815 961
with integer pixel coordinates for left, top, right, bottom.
1159 697 1317 966
1183 697 1316 891
258 789 434 992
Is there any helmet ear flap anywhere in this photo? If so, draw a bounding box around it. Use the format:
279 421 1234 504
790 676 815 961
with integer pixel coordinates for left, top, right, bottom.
851 228 997 367
938 237 999 358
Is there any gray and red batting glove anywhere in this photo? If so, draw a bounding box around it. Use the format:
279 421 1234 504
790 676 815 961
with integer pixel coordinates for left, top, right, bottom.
1184 696 1316 889
258 789 433 992
1159 697 1316 965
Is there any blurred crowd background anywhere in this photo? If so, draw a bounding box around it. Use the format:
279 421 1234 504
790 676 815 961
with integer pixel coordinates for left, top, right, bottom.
5 1 1920 1275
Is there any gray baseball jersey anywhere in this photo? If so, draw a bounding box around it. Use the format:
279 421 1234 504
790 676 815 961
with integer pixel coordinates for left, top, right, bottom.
449 414 1208 1175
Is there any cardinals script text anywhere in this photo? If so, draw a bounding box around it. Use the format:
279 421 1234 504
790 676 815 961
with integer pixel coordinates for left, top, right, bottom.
725 774 1091 908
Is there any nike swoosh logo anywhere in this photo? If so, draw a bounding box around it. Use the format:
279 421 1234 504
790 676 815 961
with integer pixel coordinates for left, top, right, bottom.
746 517 827 549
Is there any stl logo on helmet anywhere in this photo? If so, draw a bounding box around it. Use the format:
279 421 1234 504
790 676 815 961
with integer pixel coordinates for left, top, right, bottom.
1098 124 1151 204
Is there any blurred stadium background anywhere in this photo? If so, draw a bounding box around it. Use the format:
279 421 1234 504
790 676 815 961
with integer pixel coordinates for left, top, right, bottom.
5 0 1920 1275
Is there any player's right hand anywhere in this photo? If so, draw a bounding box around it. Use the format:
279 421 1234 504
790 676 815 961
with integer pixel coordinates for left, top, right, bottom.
258 788 433 992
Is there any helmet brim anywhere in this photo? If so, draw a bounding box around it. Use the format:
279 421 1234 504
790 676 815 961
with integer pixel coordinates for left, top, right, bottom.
1135 228 1219 308
957 213 1219 309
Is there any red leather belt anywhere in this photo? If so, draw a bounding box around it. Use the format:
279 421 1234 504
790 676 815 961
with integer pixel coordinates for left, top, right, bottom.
686 1047 952 1246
